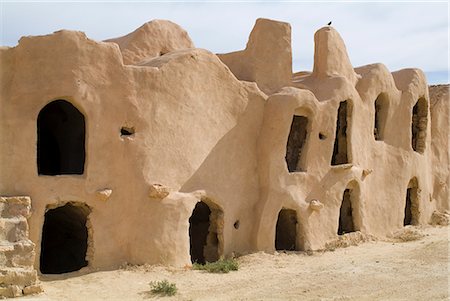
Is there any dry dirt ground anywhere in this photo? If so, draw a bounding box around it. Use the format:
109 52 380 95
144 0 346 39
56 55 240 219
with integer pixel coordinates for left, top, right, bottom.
21 226 449 301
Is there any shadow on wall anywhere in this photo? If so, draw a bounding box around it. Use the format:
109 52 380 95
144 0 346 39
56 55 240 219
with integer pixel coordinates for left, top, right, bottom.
180 91 265 253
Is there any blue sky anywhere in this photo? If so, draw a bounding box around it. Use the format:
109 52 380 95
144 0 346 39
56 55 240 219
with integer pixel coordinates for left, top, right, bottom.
1 1 448 84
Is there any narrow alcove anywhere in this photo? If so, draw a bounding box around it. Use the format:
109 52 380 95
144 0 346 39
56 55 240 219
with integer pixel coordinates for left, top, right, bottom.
189 201 222 264
285 115 308 172
37 100 85 175
411 98 428 153
404 178 419 226
275 209 297 251
40 203 90 274
374 93 388 141
332 101 349 165
338 189 355 235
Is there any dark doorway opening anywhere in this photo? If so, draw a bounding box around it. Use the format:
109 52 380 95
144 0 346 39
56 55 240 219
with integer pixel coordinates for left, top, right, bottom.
411 98 427 153
404 189 413 225
40 203 90 274
285 116 308 172
37 100 85 175
275 209 297 251
404 178 419 226
374 94 388 141
338 189 355 235
332 101 349 165
189 201 221 264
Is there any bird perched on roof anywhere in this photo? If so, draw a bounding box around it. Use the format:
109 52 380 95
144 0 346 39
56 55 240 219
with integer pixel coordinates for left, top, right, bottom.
327 21 332 26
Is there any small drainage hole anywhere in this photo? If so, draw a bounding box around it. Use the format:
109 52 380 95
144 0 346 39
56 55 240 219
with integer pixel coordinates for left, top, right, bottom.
233 220 240 229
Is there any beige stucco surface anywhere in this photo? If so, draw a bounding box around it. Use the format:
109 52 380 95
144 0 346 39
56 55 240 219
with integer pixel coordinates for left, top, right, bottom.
0 18 448 274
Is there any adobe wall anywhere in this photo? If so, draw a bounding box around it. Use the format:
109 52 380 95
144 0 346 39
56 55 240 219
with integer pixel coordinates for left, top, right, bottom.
0 18 447 274
429 85 450 212
0 22 265 270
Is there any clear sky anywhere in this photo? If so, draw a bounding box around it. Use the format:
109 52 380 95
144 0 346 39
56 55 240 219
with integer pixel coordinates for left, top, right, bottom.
1 1 448 84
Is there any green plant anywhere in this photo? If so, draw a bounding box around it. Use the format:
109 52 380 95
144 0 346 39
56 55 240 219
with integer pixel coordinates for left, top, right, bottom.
192 258 239 273
149 280 177 296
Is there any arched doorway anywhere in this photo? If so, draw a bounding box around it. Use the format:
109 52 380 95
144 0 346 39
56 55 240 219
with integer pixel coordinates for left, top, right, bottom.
374 93 389 141
37 100 85 175
189 200 223 264
404 178 420 226
275 209 298 251
338 189 355 235
40 203 91 274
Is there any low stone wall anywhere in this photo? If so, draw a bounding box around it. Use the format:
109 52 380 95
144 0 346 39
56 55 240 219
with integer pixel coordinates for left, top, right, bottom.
0 196 42 298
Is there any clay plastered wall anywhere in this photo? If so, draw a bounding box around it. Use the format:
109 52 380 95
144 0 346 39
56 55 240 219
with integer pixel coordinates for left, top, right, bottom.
429 85 450 211
104 19 194 65
218 18 292 95
248 26 435 250
0 18 445 272
0 27 265 269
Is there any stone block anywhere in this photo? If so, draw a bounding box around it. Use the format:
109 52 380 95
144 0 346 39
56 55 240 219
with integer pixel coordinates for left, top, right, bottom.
23 284 43 296
0 197 31 219
0 268 37 287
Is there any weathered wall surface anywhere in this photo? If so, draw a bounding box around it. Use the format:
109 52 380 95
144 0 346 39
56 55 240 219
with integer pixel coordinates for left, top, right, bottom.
104 20 194 65
217 18 292 95
0 17 446 277
429 85 450 211
0 28 265 270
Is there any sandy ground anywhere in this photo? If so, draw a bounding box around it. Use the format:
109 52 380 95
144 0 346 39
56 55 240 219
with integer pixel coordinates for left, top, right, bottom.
20 226 449 301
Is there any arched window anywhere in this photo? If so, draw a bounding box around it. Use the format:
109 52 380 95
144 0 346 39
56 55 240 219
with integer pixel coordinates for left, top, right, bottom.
374 93 388 141
411 98 427 153
285 115 308 172
37 100 85 175
332 100 350 165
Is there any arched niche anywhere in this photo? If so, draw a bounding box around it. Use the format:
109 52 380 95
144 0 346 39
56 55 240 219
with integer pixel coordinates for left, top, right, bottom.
374 93 389 141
